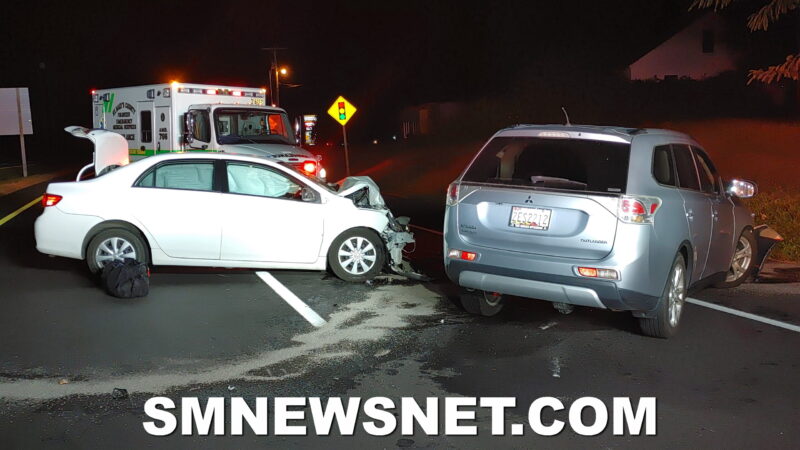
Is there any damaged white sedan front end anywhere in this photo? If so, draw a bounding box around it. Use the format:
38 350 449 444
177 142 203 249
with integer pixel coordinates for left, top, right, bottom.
334 176 423 280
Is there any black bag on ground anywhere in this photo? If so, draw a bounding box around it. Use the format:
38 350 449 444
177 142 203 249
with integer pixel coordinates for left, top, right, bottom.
100 259 150 298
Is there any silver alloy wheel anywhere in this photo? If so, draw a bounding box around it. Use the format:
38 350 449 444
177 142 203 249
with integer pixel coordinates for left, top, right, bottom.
668 263 686 328
94 237 137 269
337 236 377 275
483 291 503 307
725 235 753 282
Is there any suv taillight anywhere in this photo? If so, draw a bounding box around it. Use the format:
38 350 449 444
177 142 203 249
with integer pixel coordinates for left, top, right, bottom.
618 195 660 224
446 182 460 206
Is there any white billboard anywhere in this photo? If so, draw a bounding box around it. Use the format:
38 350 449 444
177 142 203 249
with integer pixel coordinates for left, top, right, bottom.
0 87 33 135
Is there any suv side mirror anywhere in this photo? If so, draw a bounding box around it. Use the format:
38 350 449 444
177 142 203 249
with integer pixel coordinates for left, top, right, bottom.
726 179 757 198
184 113 195 145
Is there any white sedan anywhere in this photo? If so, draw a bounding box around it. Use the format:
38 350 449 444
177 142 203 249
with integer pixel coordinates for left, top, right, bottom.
35 128 415 282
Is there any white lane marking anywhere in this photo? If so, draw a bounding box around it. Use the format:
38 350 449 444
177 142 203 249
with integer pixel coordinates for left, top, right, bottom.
687 297 800 333
409 224 443 236
256 271 327 328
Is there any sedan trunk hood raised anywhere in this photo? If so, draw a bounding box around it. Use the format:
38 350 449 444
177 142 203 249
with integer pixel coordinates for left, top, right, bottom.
64 126 129 178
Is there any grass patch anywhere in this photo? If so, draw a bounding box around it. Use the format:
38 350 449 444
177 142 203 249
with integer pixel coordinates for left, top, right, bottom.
746 188 800 262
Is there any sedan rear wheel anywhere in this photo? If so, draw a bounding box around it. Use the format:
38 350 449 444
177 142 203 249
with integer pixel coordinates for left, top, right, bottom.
86 228 148 274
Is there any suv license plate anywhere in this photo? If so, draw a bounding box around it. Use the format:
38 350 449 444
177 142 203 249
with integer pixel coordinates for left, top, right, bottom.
509 206 552 230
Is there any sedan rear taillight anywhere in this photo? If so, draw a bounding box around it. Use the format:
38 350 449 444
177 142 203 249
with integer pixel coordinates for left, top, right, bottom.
446 182 460 206
42 194 62 207
618 195 660 224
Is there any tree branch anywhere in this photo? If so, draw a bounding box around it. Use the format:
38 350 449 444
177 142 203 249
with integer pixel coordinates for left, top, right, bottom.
747 0 800 31
747 53 800 83
689 0 736 11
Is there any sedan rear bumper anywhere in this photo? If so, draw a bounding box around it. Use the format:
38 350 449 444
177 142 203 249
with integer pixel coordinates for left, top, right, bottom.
35 208 102 259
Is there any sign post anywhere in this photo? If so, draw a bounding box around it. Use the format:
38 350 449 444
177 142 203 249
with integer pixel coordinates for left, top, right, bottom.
16 88 28 177
327 96 357 176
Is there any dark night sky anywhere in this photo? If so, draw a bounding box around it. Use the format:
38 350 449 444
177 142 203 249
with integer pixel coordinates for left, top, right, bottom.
2 0 792 163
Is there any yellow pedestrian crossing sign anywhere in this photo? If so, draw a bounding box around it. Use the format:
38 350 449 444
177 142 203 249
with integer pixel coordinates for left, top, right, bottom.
327 96 357 126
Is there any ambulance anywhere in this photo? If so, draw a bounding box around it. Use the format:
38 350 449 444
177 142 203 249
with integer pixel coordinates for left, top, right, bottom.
91 82 325 178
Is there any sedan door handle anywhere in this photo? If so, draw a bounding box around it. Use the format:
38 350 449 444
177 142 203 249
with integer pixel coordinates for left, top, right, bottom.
686 209 694 221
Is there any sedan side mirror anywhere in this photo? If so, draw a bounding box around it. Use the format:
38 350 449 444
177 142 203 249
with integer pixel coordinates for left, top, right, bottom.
726 179 757 198
300 187 317 202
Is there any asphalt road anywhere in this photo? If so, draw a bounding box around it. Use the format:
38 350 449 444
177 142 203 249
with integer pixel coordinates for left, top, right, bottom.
0 177 799 449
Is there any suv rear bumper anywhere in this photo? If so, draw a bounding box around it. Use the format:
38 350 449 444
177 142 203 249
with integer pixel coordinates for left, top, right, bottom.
445 260 659 312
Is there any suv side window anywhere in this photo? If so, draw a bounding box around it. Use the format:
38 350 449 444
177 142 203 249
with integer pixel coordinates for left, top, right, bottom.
135 161 215 192
692 147 720 195
652 145 676 186
672 144 700 191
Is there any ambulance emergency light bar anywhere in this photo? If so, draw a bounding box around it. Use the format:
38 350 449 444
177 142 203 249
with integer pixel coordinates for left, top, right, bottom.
175 87 262 98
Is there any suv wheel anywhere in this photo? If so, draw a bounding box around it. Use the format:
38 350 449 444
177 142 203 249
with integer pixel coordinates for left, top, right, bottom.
459 289 504 316
638 253 686 339
714 229 757 288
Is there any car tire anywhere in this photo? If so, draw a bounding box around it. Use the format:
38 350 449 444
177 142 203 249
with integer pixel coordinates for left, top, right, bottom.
86 228 149 274
328 228 385 282
713 229 757 289
459 289 505 317
638 253 686 339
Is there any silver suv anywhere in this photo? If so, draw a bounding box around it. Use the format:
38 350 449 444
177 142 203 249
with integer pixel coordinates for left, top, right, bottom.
444 125 760 338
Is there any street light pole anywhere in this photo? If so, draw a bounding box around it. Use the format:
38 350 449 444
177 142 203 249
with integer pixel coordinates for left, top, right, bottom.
261 47 286 106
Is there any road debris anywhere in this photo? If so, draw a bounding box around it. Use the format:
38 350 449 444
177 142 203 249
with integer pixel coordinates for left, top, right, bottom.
539 321 558 330
551 357 562 378
111 388 128 399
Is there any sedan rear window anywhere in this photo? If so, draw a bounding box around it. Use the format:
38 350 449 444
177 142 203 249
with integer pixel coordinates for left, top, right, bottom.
462 136 630 193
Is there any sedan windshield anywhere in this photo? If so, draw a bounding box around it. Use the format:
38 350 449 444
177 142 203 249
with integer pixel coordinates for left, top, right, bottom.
214 108 295 145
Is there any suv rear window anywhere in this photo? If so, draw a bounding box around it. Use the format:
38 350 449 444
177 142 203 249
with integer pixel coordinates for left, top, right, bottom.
462 136 630 193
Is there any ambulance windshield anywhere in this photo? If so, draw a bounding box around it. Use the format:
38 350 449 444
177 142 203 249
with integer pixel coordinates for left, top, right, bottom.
214 109 295 145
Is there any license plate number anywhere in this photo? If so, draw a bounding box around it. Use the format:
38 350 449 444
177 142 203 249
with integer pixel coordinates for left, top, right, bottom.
509 206 552 230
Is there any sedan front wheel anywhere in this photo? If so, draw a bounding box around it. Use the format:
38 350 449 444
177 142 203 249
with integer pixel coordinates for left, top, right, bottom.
327 228 385 282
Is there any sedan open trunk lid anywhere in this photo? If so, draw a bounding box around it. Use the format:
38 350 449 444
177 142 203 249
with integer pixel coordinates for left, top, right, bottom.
64 126 129 179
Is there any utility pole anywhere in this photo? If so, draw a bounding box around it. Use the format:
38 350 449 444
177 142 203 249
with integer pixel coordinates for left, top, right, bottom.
261 47 286 106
